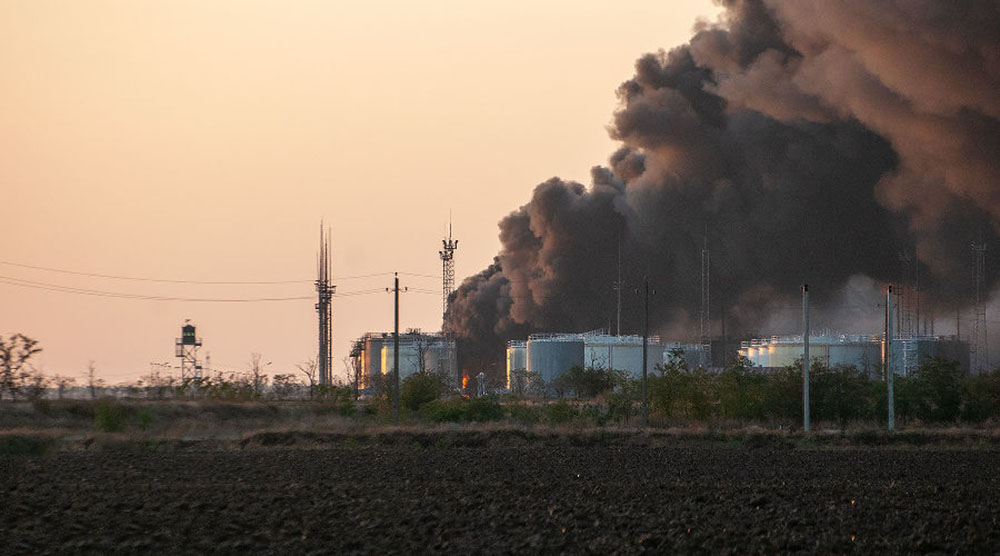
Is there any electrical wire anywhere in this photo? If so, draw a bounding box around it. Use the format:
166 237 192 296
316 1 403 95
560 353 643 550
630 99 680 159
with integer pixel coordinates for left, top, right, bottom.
0 260 435 285
0 259 312 285
0 275 389 303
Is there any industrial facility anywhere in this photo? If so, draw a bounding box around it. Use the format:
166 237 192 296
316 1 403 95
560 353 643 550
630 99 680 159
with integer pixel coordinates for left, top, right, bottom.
661 342 708 369
889 335 970 376
738 333 970 376
739 335 882 374
526 333 586 383
350 330 458 390
507 331 689 385
582 331 661 379
505 340 526 389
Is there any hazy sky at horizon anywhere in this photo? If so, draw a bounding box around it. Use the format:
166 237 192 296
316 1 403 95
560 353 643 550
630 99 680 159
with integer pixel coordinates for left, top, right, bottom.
1 0 721 384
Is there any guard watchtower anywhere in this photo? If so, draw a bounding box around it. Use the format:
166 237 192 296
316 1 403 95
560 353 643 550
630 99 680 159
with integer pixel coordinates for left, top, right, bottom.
175 321 203 381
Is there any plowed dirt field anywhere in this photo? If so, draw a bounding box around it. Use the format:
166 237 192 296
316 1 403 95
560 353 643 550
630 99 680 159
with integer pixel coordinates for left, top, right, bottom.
3 445 998 553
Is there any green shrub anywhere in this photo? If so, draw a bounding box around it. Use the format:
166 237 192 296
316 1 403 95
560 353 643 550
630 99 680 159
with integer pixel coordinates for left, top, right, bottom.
0 435 53 457
606 378 639 424
544 401 578 425
551 366 623 399
580 404 608 426
137 408 153 431
421 396 505 423
93 402 129 433
400 372 446 412
421 398 468 423
507 403 542 425
464 396 505 422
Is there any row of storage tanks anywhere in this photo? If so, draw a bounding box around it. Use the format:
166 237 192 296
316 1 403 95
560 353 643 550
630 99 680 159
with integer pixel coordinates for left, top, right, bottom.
505 332 706 386
507 332 971 385
352 331 458 388
738 334 970 376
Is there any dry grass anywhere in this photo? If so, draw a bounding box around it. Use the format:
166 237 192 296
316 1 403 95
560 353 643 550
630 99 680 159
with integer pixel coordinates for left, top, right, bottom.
2 399 1000 453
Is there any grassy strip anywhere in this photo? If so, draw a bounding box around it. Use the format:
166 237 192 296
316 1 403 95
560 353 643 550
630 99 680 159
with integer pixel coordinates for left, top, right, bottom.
3 427 1000 455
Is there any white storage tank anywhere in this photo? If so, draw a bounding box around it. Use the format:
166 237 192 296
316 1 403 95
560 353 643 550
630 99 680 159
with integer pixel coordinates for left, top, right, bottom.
662 343 705 369
740 334 881 372
379 333 458 385
506 340 527 389
527 334 585 383
582 333 661 378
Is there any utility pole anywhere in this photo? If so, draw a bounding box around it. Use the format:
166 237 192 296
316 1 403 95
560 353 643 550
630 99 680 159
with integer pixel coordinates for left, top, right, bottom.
394 273 400 425
700 235 712 368
886 284 895 431
802 284 810 432
640 278 651 427
387 273 407 425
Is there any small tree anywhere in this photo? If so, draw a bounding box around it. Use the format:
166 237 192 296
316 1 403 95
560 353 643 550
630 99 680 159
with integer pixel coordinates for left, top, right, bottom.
0 334 42 401
297 359 318 400
270 373 300 400
400 371 446 411
53 375 77 400
247 353 269 399
86 361 105 400
21 367 49 401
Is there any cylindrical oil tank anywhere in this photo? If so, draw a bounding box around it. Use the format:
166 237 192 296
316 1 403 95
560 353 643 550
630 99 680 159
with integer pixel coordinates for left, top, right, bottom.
757 342 770 368
828 342 878 372
506 341 527 389
527 335 584 383
770 343 800 368
582 335 659 378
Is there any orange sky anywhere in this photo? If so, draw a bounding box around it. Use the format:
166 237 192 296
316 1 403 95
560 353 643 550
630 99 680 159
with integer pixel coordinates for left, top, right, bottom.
1 0 721 384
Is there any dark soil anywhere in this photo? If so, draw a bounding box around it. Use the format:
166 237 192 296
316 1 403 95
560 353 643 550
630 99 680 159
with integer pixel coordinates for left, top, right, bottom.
2 444 998 553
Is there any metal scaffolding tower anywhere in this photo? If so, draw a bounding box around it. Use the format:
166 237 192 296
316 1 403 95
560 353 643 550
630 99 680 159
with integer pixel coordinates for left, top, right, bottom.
316 224 335 385
972 240 988 372
439 219 458 329
174 320 202 381
700 236 712 368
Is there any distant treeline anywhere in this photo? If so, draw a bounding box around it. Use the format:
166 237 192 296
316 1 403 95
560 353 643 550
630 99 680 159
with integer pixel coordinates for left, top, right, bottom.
5 333 1000 428
529 357 1000 427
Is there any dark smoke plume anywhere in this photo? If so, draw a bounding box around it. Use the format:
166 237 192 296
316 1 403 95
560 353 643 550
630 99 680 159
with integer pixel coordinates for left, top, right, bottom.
447 0 1000 377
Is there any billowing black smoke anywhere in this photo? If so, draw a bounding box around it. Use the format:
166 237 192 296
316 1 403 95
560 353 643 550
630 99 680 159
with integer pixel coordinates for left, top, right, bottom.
447 0 1000 377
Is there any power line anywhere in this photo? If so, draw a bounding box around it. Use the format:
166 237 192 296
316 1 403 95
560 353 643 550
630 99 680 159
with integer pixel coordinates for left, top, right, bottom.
398 272 439 279
0 259 312 285
0 259 436 285
0 275 388 303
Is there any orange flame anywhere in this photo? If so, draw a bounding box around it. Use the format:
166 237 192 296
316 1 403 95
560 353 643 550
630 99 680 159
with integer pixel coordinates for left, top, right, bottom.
462 375 469 389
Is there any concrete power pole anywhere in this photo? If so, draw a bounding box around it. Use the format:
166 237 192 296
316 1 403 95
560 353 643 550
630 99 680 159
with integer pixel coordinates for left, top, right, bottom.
387 273 407 425
640 278 652 427
802 284 810 432
886 284 895 432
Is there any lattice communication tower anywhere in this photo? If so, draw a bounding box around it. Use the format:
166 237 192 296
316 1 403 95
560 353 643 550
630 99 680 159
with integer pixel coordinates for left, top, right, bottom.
316 224 335 385
439 220 458 329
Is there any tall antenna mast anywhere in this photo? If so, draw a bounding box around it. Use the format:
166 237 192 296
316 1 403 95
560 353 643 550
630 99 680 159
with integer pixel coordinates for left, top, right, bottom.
316 223 335 385
898 251 912 337
700 234 712 368
972 239 988 372
439 214 458 330
612 236 624 336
